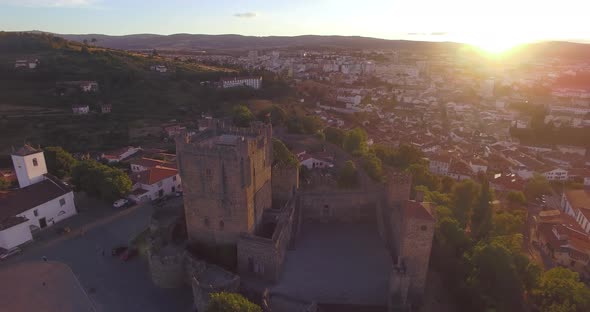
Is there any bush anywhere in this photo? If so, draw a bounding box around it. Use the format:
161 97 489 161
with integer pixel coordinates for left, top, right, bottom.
71 160 132 201
206 292 262 312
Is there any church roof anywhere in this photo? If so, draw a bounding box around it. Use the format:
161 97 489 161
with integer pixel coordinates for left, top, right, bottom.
0 176 72 230
12 144 41 157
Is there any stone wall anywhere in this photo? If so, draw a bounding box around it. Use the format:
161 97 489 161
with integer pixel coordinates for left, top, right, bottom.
272 165 300 203
147 245 187 289
300 190 377 223
192 265 240 312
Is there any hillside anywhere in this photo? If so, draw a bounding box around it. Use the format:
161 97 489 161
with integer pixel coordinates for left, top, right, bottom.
0 32 247 153
59 33 463 52
57 33 590 61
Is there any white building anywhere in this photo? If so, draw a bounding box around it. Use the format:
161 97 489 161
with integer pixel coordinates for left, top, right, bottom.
72 104 89 115
428 154 452 176
561 190 590 234
151 65 168 73
543 168 569 181
298 153 334 170
0 146 77 250
221 76 262 90
128 166 181 203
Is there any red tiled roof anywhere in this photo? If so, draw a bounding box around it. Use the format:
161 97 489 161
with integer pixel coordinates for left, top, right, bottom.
11 144 41 157
130 157 175 169
131 166 177 185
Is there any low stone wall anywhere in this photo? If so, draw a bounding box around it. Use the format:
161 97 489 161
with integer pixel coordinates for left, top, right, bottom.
147 245 185 288
300 190 377 223
192 265 240 312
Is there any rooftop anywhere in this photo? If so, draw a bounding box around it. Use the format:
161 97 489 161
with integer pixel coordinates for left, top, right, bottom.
131 166 178 185
12 144 41 157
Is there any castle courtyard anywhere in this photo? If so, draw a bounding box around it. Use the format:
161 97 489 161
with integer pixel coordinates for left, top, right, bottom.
272 222 391 305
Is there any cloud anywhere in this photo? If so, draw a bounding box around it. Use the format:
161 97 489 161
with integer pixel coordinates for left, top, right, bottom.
234 12 257 18
0 0 98 7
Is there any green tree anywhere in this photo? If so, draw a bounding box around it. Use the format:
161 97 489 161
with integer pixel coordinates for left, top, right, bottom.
471 176 493 240
451 179 481 227
533 267 590 312
440 176 455 193
272 139 298 167
361 153 383 182
493 211 525 236
0 176 10 191
44 146 77 179
525 173 551 201
232 105 255 127
338 160 358 188
71 160 131 201
343 128 368 155
325 127 345 146
257 105 286 126
507 191 527 207
408 163 440 193
206 292 262 312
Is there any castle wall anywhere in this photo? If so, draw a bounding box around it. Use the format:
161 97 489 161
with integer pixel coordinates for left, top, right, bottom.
272 165 300 204
399 215 435 302
300 191 377 223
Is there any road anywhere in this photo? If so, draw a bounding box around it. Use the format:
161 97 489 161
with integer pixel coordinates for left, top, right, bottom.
2 199 193 312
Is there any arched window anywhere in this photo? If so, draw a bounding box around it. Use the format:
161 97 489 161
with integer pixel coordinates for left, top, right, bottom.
32 158 38 167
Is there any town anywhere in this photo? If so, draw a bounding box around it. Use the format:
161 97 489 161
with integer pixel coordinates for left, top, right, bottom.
1 27 590 312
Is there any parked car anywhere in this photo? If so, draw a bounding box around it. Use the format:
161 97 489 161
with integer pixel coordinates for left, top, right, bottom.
120 248 138 262
175 191 183 197
111 246 128 256
113 199 129 208
0 247 22 260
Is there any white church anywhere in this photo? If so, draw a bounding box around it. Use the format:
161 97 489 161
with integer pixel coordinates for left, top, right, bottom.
0 145 77 250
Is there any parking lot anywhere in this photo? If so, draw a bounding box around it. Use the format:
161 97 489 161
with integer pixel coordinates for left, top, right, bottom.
1 197 193 312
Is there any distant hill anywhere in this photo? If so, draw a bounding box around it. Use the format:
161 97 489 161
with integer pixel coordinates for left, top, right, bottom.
56 33 590 60
58 33 463 52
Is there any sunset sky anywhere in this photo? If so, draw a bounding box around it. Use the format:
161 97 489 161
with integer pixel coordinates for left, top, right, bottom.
1 0 589 50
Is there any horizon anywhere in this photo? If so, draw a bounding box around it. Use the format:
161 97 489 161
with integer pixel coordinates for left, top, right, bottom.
2 0 590 53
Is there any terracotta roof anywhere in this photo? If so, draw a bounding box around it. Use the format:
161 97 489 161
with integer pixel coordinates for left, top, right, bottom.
0 176 71 229
404 200 435 221
130 157 176 169
449 159 472 176
131 166 178 185
491 173 525 192
565 190 590 210
12 144 41 156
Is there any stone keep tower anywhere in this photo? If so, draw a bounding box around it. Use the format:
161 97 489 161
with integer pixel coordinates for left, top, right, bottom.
11 145 48 188
176 121 273 247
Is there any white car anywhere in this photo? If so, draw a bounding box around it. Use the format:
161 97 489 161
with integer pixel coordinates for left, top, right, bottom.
113 199 129 208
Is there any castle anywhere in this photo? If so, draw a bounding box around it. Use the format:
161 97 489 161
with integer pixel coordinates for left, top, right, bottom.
152 120 435 311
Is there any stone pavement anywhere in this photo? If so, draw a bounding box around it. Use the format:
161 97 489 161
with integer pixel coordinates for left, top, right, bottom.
2 196 193 312
272 223 391 306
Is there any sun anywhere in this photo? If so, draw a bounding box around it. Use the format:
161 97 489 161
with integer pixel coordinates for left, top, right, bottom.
462 33 527 55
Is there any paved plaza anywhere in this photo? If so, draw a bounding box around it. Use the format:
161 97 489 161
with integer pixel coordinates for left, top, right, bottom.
272 223 391 305
2 199 193 312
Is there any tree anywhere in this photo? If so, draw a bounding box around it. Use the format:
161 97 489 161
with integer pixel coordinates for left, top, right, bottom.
0 176 10 191
525 173 551 201
232 105 255 127
451 179 481 227
325 127 345 146
206 292 262 312
71 160 132 201
338 160 358 188
44 146 77 179
533 267 590 312
507 191 527 207
343 128 368 155
471 176 493 240
361 153 383 182
91 37 97 44
257 105 286 126
272 139 298 167
440 176 455 193
82 39 88 45
493 211 525 236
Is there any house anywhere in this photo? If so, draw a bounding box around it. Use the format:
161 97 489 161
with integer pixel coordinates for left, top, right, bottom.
0 146 77 250
447 159 473 181
100 103 112 114
428 153 452 175
71 104 89 115
150 65 168 73
163 125 186 138
542 167 569 182
490 173 525 193
298 152 334 170
128 166 181 202
561 190 590 234
129 157 176 173
80 81 99 92
469 158 488 174
534 210 590 280
568 168 590 186
101 146 141 163
14 59 39 69
220 76 262 90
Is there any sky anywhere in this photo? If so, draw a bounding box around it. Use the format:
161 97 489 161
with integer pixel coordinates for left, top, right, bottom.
1 0 589 46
